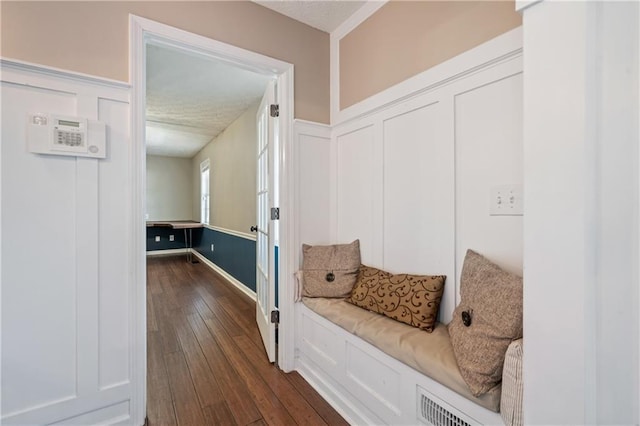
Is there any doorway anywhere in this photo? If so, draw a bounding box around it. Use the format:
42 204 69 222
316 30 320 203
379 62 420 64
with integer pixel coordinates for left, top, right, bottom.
130 15 296 422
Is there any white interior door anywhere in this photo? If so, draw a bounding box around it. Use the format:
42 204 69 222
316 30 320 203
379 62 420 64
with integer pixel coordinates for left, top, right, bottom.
256 81 277 362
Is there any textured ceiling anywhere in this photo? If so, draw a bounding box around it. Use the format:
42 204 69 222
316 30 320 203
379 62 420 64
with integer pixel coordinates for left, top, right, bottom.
146 2 367 158
146 44 272 158
254 0 367 33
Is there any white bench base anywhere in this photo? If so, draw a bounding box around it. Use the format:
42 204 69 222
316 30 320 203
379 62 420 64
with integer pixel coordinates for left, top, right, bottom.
294 303 504 425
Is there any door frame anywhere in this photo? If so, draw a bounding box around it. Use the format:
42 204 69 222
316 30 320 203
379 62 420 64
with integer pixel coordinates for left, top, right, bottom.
129 15 296 425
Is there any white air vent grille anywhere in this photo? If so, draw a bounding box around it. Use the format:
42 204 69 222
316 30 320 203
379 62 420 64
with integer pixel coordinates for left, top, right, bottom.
417 387 477 426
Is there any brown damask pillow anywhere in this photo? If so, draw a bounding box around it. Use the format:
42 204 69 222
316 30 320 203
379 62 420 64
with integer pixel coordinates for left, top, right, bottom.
448 250 523 397
302 240 361 298
347 265 446 332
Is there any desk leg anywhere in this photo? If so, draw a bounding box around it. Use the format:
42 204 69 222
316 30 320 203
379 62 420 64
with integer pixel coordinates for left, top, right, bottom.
184 228 189 262
183 228 198 264
189 228 196 263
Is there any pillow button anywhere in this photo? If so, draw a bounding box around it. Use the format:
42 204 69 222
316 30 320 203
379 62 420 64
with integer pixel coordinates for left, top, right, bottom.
326 272 335 282
462 310 472 327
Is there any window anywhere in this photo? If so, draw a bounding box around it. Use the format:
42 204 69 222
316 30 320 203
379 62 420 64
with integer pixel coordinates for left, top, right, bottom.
200 159 210 224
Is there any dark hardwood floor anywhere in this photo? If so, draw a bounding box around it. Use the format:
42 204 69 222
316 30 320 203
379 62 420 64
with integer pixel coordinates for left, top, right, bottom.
146 255 348 426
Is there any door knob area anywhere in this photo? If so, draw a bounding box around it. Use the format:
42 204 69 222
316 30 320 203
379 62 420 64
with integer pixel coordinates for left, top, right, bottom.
250 225 258 232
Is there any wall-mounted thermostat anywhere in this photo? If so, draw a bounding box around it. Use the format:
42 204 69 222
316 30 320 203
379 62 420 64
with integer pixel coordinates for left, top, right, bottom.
27 113 106 159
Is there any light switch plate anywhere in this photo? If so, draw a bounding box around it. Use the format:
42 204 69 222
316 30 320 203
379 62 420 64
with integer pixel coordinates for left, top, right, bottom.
490 184 523 216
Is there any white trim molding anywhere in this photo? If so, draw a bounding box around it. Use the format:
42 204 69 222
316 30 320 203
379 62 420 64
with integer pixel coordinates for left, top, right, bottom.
293 119 332 268
129 16 147 426
0 58 131 90
277 61 296 372
204 224 257 241
515 0 543 13
146 249 188 257
333 27 522 127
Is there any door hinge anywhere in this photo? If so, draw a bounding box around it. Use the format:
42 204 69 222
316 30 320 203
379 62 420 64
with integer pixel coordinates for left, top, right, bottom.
270 310 280 324
270 104 279 118
271 207 280 220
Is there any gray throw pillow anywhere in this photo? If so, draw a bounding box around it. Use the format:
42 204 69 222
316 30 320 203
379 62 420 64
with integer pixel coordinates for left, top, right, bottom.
302 240 361 298
448 249 523 397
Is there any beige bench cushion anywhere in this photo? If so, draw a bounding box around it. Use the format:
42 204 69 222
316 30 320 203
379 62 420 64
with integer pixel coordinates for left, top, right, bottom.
302 297 501 413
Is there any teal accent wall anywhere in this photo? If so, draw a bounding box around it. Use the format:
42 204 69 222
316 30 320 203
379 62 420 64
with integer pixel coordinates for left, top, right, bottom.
151 226 279 304
146 226 187 251
194 227 256 292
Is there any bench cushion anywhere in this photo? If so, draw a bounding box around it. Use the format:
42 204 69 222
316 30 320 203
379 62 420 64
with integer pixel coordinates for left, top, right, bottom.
302 297 502 412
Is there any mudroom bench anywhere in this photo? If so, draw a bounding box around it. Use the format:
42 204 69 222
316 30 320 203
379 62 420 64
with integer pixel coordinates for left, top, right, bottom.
294 297 523 426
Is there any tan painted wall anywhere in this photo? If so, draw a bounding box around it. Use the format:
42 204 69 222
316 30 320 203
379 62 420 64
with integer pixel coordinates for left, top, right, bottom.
192 102 258 234
0 1 329 123
339 1 522 109
146 155 193 221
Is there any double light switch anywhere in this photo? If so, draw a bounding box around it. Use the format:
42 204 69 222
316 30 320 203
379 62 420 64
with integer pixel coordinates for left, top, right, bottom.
490 185 523 216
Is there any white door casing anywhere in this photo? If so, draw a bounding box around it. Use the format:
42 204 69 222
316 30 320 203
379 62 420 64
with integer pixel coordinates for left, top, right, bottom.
130 16 296 422
256 81 277 362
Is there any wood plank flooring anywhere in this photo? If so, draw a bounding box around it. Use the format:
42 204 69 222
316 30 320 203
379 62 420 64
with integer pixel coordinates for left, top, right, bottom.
146 255 348 426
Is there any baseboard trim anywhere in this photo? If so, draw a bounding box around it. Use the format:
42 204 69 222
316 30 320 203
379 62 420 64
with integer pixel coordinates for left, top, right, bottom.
146 249 187 257
191 250 257 301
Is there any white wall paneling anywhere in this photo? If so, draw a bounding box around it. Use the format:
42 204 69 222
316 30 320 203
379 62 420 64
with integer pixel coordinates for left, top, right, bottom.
98 97 131 391
382 100 454 304
2 81 79 417
519 1 639 424
335 123 383 266
1 60 133 425
294 120 332 254
594 4 639 422
330 31 523 323
293 28 523 425
454 72 524 286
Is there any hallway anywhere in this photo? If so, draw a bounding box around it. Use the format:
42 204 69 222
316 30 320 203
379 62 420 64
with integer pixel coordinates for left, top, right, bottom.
146 255 347 425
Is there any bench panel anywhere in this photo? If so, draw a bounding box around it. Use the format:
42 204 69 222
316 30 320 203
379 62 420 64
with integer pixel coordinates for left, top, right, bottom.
295 304 504 425
300 309 341 372
346 342 403 417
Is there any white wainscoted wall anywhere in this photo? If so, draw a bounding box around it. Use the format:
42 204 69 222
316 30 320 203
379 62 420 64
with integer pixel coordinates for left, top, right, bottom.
519 1 639 423
295 120 332 250
293 28 523 424
1 61 140 425
330 28 523 321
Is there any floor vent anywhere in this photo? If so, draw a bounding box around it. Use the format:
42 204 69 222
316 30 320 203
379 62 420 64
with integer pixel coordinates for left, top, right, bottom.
417 387 476 426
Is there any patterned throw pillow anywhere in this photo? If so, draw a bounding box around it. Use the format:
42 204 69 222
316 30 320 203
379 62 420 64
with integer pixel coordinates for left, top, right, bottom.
347 265 446 332
302 240 361 298
448 250 523 397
